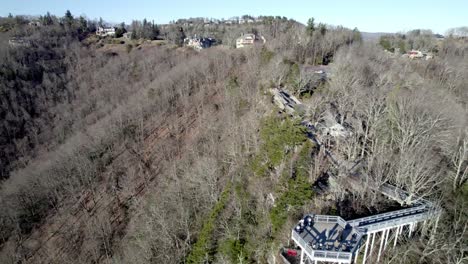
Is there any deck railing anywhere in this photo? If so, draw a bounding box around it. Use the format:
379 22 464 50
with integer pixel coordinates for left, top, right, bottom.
348 206 426 227
292 230 352 263
313 215 347 228
357 210 433 232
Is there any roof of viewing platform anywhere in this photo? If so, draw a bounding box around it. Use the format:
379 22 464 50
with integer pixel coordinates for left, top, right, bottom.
295 215 361 253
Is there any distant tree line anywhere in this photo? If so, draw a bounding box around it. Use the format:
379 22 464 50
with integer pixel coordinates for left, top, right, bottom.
379 29 438 53
130 19 159 40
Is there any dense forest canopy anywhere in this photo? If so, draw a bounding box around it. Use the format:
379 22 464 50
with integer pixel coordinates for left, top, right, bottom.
0 10 466 264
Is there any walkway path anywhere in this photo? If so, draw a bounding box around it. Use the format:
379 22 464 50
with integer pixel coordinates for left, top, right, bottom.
275 89 441 264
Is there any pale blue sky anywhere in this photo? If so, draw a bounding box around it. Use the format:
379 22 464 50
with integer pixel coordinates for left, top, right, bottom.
2 0 467 34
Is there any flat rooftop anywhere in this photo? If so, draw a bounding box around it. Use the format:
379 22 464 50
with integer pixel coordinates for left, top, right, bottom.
297 221 360 252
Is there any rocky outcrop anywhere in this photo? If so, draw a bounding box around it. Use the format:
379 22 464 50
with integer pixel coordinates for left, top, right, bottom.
270 88 302 114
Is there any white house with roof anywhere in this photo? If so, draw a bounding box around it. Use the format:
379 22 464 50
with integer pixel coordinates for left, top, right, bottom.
185 37 216 51
28 21 42 27
236 33 266 48
96 26 116 37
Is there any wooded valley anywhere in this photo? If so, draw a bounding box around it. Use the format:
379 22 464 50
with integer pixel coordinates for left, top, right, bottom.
0 11 466 264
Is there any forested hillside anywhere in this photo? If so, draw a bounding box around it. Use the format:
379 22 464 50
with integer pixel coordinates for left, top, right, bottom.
0 11 466 264
0 13 91 179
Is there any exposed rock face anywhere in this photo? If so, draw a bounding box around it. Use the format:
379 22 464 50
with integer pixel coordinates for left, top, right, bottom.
317 110 352 138
269 88 302 114
324 123 350 138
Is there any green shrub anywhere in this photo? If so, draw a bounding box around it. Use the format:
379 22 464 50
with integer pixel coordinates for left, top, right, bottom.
270 177 313 233
251 116 306 177
186 183 232 263
270 141 315 234
379 36 392 51
219 238 248 263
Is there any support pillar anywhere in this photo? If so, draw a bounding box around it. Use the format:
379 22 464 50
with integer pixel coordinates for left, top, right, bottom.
408 223 413 238
377 230 386 262
368 232 376 260
383 228 390 250
421 220 428 238
393 225 401 248
354 241 361 264
362 233 371 264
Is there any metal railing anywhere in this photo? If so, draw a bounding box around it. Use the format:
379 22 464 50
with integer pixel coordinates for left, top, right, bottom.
292 231 314 257
312 215 348 228
358 210 433 233
292 231 352 262
313 250 352 261
337 217 348 228
292 205 434 262
314 215 338 222
350 230 364 254
348 206 426 227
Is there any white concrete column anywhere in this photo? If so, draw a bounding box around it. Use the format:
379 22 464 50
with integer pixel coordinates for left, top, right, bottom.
377 230 386 262
314 260 318 264
393 225 401 248
354 242 361 264
362 233 371 264
368 232 376 261
300 249 304 264
354 247 360 263
408 223 412 238
383 228 390 250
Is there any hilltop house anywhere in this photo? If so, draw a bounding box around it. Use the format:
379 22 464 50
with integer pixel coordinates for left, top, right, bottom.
8 37 31 47
408 50 423 59
185 37 216 50
28 21 42 27
96 26 116 37
239 18 255 24
236 33 265 48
